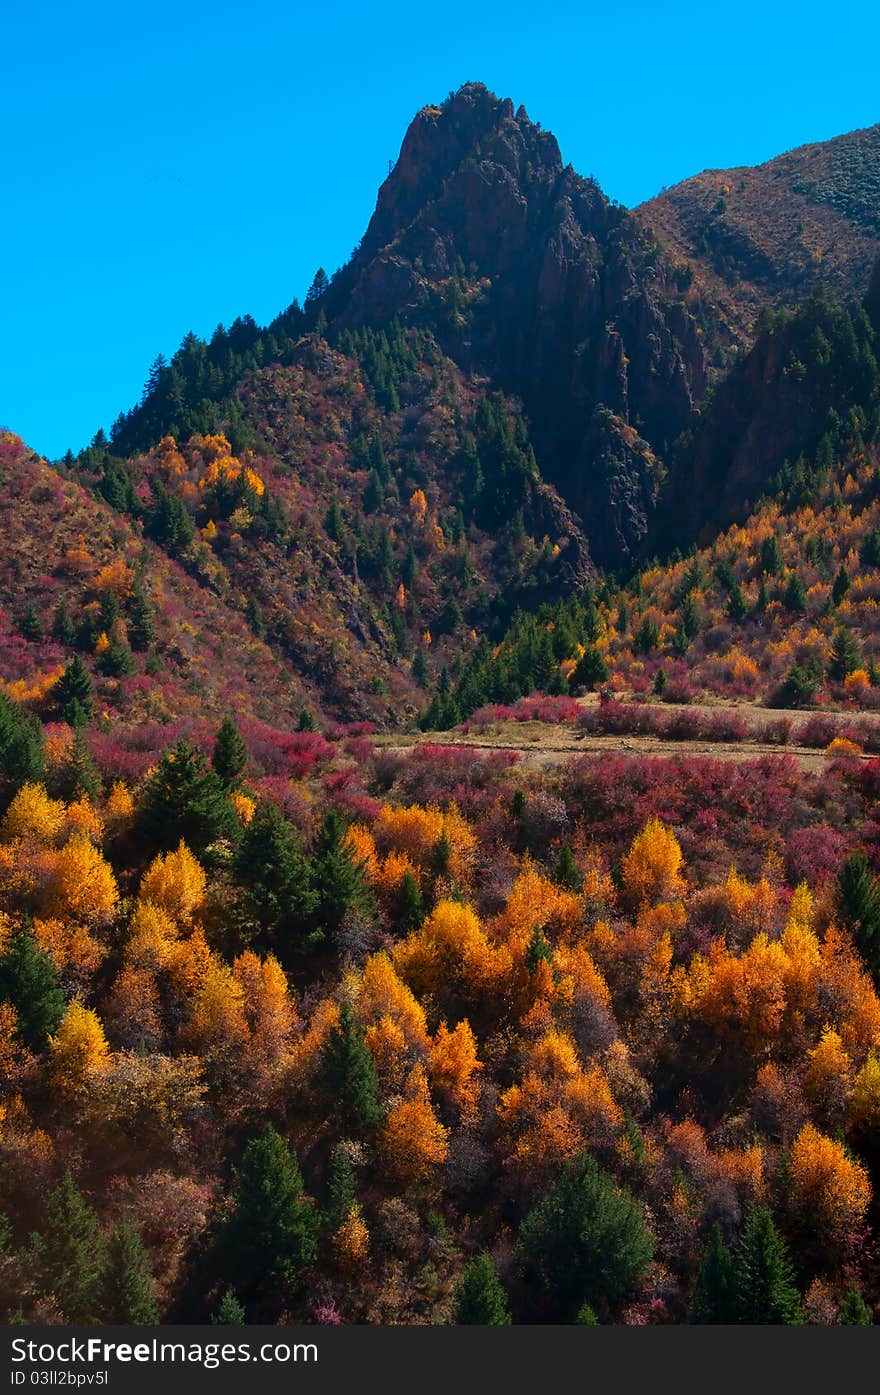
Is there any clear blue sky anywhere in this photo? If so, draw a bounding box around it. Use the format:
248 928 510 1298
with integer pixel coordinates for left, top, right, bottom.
3 0 879 459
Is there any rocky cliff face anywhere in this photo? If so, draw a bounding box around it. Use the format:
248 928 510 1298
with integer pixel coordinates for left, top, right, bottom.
321 84 709 566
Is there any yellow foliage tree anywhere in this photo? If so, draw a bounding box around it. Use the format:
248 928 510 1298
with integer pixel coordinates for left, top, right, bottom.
48 1000 110 1092
379 1064 448 1184
620 817 685 907
1 784 66 845
139 841 206 922
46 836 119 924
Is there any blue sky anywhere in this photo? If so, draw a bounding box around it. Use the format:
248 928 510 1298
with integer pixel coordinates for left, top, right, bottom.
3 0 879 458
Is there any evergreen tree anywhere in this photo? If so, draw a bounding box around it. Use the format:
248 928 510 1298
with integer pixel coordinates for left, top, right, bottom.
839 1288 872 1325
297 708 316 732
760 534 784 576
245 596 265 638
51 602 76 648
838 851 880 977
412 648 430 689
690 1223 736 1323
828 626 862 681
518 1153 653 1320
312 812 374 935
98 1221 158 1324
726 583 748 622
127 584 155 651
212 1288 246 1324
96 636 135 678
832 564 852 606
212 716 248 789
575 1304 600 1324
732 1206 803 1325
0 691 44 800
54 728 100 800
783 572 808 614
653 666 668 696
634 615 660 654
778 659 821 708
324 1143 357 1233
19 602 44 642
138 740 238 854
233 803 316 942
0 923 65 1052
452 1253 511 1325
571 646 609 689
34 1172 104 1323
398 869 425 931
55 655 93 726
554 844 582 893
314 1000 381 1133
215 1126 318 1314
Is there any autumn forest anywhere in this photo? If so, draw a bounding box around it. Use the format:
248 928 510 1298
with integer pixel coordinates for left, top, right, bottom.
3 83 880 1328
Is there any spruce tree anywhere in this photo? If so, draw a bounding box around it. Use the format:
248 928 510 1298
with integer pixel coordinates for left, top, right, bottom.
51 603 76 648
452 1254 511 1325
838 851 880 977
19 603 44 642
783 573 807 614
297 708 316 732
519 1153 653 1320
571 646 609 689
732 1206 803 1324
233 802 316 942
127 583 155 651
212 1288 246 1324
324 1143 357 1233
138 740 238 854
839 1287 872 1324
98 1221 158 1323
0 691 44 799
312 811 374 935
54 729 100 800
555 843 583 893
34 1172 104 1322
0 923 65 1051
215 1125 318 1314
55 655 94 726
212 716 248 789
832 564 852 606
314 1000 381 1133
690 1223 736 1323
398 869 425 931
412 649 430 689
828 626 862 682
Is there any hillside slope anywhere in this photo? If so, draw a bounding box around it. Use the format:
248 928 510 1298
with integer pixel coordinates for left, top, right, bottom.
639 122 880 352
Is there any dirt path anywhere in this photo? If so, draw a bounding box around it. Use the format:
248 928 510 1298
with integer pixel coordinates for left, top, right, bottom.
377 697 880 773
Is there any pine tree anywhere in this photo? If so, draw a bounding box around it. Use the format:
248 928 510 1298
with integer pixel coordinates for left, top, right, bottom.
212 716 248 789
555 843 583 892
127 584 155 651
19 603 44 642
0 923 65 1051
832 564 852 606
215 1125 318 1314
398 869 425 931
212 1288 246 1324
54 728 100 800
839 1288 872 1324
98 1221 158 1323
828 626 861 682
297 708 316 732
233 802 316 941
138 740 238 854
34 1172 104 1322
690 1223 736 1323
452 1253 511 1325
732 1206 803 1324
51 603 76 648
838 851 880 977
96 636 135 678
519 1153 653 1320
760 534 784 576
784 573 807 614
575 1304 599 1324
727 583 748 622
571 646 609 689
0 691 44 799
312 812 374 935
314 1000 381 1133
412 648 430 689
324 1143 357 1233
245 596 265 638
55 655 93 726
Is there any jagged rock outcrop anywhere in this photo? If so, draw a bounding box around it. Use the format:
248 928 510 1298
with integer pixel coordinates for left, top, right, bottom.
321 84 709 566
